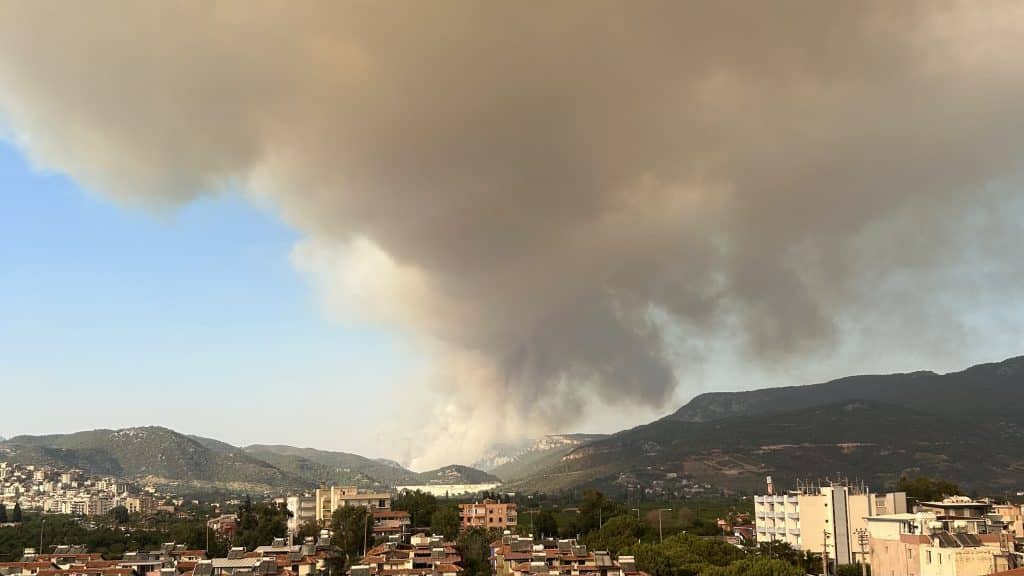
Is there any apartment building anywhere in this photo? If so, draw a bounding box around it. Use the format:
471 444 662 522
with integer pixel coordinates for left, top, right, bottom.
866 511 1015 576
286 495 317 534
992 504 1023 539
916 497 1002 535
372 510 412 539
459 500 517 530
754 478 906 566
315 486 391 524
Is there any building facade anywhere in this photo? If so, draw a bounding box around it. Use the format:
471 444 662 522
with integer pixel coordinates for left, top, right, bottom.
754 478 907 566
459 500 517 530
286 495 317 534
315 486 391 524
866 511 1015 576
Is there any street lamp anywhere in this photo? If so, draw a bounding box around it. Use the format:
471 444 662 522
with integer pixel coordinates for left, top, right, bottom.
657 509 672 543
631 509 641 544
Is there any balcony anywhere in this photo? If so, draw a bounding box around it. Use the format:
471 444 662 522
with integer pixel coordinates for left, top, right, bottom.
787 513 800 520
774 512 786 519
754 496 765 504
789 528 801 535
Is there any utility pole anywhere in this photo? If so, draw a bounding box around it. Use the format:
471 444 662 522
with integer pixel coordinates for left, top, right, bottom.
631 508 641 544
855 528 869 576
39 518 45 554
657 509 672 543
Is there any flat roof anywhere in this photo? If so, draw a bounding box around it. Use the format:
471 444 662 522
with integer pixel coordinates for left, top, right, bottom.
865 513 922 521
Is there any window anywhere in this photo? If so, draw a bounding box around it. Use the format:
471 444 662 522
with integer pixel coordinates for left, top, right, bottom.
926 551 931 564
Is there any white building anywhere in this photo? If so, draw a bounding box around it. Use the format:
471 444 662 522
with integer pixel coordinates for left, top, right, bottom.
754 478 907 566
395 483 502 498
286 495 317 534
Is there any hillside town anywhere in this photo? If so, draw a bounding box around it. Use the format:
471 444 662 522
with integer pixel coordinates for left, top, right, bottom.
0 463 166 518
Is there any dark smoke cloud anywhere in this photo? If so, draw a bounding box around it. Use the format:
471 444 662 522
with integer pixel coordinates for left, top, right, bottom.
1 1 1023 465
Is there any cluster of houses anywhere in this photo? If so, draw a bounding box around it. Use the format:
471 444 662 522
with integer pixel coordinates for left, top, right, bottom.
0 539 336 576
0 463 163 518
351 534 462 576
753 477 1024 575
0 482 647 576
489 534 644 576
280 487 518 540
0 530 648 576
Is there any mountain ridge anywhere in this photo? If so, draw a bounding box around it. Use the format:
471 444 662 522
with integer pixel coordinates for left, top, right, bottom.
670 356 1024 423
508 355 1024 494
1 426 308 491
0 429 500 492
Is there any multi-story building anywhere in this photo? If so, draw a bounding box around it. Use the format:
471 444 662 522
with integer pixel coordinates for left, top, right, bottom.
992 504 1023 539
754 478 906 567
315 487 391 524
286 495 317 534
372 510 412 539
459 500 517 530
866 511 1015 576
916 497 999 535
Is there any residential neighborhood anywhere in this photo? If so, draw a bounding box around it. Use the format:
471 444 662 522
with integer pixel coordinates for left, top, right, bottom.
0 463 163 518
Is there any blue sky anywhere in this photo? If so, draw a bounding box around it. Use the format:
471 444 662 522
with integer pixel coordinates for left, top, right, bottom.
0 140 410 453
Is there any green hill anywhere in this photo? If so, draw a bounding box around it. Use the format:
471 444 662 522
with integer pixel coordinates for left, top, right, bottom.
1 427 309 491
243 444 421 488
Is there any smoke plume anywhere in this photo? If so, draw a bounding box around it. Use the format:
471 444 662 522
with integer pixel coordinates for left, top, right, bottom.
2 1 1023 466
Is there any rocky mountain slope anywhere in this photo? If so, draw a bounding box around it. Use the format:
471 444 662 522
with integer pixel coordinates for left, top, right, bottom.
509 355 1024 494
474 434 607 482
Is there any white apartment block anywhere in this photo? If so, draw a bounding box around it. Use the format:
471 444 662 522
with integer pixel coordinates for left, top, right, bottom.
287 495 317 534
754 478 907 566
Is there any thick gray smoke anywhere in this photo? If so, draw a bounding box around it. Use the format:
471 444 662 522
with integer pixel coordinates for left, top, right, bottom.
1 1 1023 466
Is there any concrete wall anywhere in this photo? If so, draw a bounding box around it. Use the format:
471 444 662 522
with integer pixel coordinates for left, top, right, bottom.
920 546 995 576
870 538 920 576
396 483 501 497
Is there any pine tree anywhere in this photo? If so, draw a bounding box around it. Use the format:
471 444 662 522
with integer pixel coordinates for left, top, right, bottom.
12 502 23 523
0 503 7 523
